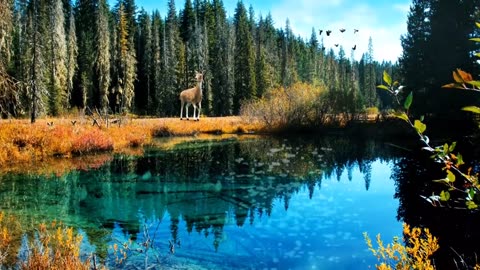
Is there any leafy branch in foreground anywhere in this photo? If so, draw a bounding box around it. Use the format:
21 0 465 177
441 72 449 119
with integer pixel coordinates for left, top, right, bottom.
378 70 480 210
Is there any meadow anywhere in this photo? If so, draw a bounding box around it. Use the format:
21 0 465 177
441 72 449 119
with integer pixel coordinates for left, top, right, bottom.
0 116 264 173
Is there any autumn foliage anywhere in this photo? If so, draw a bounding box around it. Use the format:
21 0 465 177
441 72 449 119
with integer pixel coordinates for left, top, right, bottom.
0 212 96 269
0 116 263 171
241 82 328 130
364 223 440 270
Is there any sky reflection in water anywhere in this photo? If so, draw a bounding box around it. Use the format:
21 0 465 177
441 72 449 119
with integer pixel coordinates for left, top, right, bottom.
0 136 402 269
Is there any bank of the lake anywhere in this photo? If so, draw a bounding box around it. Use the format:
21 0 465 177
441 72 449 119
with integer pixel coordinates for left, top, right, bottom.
1 115 410 173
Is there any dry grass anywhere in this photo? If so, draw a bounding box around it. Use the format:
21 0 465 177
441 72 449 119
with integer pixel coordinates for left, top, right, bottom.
0 116 264 172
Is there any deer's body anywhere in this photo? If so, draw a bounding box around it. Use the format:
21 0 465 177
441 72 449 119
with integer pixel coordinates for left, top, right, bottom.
180 71 204 121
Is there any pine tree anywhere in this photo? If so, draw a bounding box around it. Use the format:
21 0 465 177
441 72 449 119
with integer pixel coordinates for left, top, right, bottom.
112 2 136 113
307 28 318 84
210 0 233 115
399 0 431 113
66 7 78 109
96 0 111 112
0 0 22 116
254 15 268 98
45 0 67 115
180 0 196 87
427 0 480 116
74 0 96 111
150 10 163 114
162 0 181 116
233 1 256 114
262 13 279 88
364 37 377 107
25 0 48 122
134 9 151 114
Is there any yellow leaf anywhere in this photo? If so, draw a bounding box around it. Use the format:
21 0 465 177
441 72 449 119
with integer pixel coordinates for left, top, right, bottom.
442 83 464 89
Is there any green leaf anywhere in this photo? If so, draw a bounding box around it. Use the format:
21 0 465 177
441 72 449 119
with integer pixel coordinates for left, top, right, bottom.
414 120 426 134
469 188 475 200
377 85 390 91
476 52 480 58
404 92 413 110
447 170 455 183
470 38 480 42
440 190 450 201
394 112 409 122
467 80 480 88
467 200 478 210
383 71 392 86
443 143 448 154
433 179 451 185
456 153 465 167
449 141 457 152
462 106 480 114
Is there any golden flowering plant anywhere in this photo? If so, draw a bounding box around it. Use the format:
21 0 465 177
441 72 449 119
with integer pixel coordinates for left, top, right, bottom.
364 223 439 270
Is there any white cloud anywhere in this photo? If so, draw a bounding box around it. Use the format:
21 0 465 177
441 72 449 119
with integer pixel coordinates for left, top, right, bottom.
269 1 409 62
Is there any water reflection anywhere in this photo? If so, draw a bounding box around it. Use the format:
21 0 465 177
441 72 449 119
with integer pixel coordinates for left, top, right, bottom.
392 151 480 270
0 135 403 269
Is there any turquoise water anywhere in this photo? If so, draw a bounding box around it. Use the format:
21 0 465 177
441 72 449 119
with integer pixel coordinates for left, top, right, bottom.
0 136 402 269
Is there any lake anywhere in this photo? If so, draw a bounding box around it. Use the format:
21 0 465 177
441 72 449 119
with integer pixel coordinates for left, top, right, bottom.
0 135 422 269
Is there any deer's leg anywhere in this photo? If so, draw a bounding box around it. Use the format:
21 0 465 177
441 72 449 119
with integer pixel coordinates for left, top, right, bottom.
192 104 198 120
197 102 201 121
186 103 190 120
180 100 184 120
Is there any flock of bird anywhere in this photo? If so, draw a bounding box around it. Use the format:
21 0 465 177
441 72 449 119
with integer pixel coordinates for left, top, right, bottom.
319 28 359 51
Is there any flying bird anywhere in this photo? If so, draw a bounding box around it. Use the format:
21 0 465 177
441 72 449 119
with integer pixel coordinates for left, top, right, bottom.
352 45 356 50
340 28 346 33
319 30 323 35
334 44 339 47
321 46 326 51
326 30 332 36
354 29 359 33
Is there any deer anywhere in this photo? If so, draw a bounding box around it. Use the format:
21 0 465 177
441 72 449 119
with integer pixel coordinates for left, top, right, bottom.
180 71 204 121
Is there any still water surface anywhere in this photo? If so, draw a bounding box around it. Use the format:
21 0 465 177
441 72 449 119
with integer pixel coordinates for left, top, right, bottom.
0 135 403 269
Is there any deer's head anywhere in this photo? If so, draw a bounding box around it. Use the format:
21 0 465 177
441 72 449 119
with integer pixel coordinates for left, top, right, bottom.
195 71 205 83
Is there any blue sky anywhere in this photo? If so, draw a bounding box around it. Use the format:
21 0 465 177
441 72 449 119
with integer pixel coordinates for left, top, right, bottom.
129 0 411 62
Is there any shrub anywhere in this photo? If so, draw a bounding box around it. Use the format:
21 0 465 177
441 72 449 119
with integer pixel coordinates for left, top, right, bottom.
241 82 327 130
365 107 380 115
364 223 439 270
71 129 114 155
0 212 94 269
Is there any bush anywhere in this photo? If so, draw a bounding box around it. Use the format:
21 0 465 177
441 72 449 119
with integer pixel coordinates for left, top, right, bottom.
241 82 328 130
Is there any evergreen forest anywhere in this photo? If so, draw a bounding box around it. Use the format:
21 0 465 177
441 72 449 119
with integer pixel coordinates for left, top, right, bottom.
0 0 479 124
0 0 399 122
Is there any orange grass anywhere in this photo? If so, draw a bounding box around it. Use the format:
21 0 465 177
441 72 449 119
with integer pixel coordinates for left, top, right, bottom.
0 116 264 172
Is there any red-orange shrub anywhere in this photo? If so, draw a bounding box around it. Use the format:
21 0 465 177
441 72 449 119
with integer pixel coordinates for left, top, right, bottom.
71 128 114 155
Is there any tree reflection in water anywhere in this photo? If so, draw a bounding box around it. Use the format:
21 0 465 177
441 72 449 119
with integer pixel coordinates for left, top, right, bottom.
392 149 480 270
0 135 404 268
